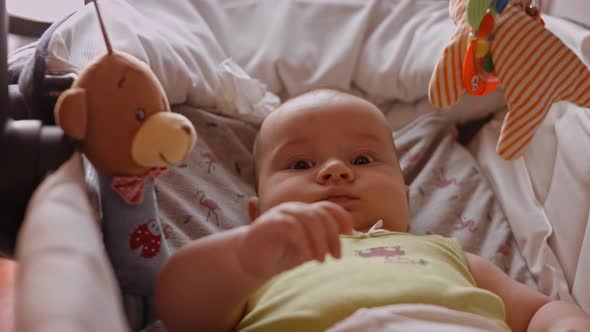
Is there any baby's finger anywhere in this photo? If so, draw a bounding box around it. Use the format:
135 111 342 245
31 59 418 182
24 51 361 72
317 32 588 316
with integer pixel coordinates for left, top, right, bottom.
315 201 354 235
314 206 342 259
281 215 314 267
284 208 328 263
303 211 329 262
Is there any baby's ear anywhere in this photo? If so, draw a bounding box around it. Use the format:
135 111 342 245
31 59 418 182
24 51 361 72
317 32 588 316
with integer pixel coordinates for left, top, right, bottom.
54 88 88 140
248 197 260 223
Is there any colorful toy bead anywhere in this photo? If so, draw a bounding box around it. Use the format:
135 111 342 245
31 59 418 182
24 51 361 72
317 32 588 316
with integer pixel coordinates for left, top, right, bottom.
476 39 489 57
482 54 494 73
479 12 495 36
466 0 492 30
495 0 508 14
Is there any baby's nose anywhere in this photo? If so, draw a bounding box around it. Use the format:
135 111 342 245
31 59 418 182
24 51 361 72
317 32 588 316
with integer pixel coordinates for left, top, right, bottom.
316 160 354 183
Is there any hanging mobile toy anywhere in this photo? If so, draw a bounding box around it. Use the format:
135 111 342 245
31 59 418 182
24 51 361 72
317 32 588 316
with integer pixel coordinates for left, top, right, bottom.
462 0 544 96
430 0 590 160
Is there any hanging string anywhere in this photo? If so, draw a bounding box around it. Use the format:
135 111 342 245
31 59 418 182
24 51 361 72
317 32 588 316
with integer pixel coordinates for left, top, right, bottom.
92 0 113 55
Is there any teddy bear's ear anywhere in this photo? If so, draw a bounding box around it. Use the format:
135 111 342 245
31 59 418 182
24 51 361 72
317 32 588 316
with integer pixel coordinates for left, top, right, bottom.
54 87 88 140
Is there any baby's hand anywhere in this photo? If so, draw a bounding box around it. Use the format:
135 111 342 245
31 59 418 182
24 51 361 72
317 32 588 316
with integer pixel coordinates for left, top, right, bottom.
238 201 353 280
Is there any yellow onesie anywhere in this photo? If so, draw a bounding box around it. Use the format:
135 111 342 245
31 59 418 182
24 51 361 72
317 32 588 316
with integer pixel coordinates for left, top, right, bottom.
237 231 508 332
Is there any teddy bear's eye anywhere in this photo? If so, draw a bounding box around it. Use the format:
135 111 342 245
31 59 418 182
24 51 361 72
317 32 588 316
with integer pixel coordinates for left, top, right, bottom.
136 107 145 122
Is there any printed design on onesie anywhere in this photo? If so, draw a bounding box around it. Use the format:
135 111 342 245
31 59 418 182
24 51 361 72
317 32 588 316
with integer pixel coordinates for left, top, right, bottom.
129 219 162 258
355 245 428 266
356 246 405 258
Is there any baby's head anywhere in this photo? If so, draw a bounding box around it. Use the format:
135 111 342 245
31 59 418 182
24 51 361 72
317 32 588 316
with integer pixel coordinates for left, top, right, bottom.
250 89 410 232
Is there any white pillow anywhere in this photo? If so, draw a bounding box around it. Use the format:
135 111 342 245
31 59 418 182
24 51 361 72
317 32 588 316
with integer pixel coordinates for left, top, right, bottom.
47 0 226 109
547 1 590 30
48 0 451 102
48 1 590 127
47 0 506 125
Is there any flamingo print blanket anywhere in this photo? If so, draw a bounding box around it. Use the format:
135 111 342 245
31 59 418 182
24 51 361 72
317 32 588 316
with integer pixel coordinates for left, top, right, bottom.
16 106 540 332
132 106 537 331
154 106 538 291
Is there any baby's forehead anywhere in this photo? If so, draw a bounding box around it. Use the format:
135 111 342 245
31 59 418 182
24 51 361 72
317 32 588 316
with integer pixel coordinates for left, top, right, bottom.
255 89 391 152
279 89 352 109
277 89 374 114
265 91 385 129
259 103 388 152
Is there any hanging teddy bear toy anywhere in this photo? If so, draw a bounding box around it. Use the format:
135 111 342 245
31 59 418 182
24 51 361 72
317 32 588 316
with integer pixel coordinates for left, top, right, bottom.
429 0 590 160
53 1 197 329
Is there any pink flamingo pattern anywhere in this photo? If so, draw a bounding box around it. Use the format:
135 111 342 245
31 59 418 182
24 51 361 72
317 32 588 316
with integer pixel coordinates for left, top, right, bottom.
401 151 421 170
200 151 217 174
437 178 460 188
417 168 460 197
162 224 174 240
196 190 221 225
496 238 511 257
408 151 421 163
435 168 460 189
453 217 478 233
496 238 512 272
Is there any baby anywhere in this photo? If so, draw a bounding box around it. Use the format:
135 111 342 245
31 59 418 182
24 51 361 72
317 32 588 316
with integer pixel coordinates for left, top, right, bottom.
155 89 590 332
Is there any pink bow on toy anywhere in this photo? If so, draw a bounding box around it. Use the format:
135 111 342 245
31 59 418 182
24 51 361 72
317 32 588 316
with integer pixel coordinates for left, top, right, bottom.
111 167 168 205
429 0 590 160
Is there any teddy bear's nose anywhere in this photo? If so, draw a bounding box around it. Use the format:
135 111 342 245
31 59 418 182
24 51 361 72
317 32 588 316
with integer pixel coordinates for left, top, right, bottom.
181 125 192 135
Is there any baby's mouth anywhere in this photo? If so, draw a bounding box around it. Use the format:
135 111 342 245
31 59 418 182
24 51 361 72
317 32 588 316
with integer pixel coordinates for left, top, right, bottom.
324 195 358 204
322 195 359 212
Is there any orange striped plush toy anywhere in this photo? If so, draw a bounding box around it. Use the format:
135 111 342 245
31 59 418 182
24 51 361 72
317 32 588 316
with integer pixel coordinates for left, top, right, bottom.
429 0 590 160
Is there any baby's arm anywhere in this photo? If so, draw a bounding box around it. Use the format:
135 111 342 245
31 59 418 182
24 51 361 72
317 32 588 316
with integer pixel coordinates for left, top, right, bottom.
155 201 352 332
465 253 590 332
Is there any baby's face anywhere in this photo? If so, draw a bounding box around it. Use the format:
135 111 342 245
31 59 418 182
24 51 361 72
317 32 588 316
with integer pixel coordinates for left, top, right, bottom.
252 90 410 232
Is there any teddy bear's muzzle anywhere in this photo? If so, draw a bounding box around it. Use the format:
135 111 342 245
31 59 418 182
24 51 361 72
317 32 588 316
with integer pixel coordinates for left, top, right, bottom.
131 112 197 167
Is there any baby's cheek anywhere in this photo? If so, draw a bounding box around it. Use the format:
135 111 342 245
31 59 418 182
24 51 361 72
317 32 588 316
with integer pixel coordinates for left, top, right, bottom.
371 178 408 209
258 177 315 213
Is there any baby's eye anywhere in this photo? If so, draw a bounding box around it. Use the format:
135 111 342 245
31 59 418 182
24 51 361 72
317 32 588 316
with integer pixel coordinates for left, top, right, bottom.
289 160 314 170
351 155 374 165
